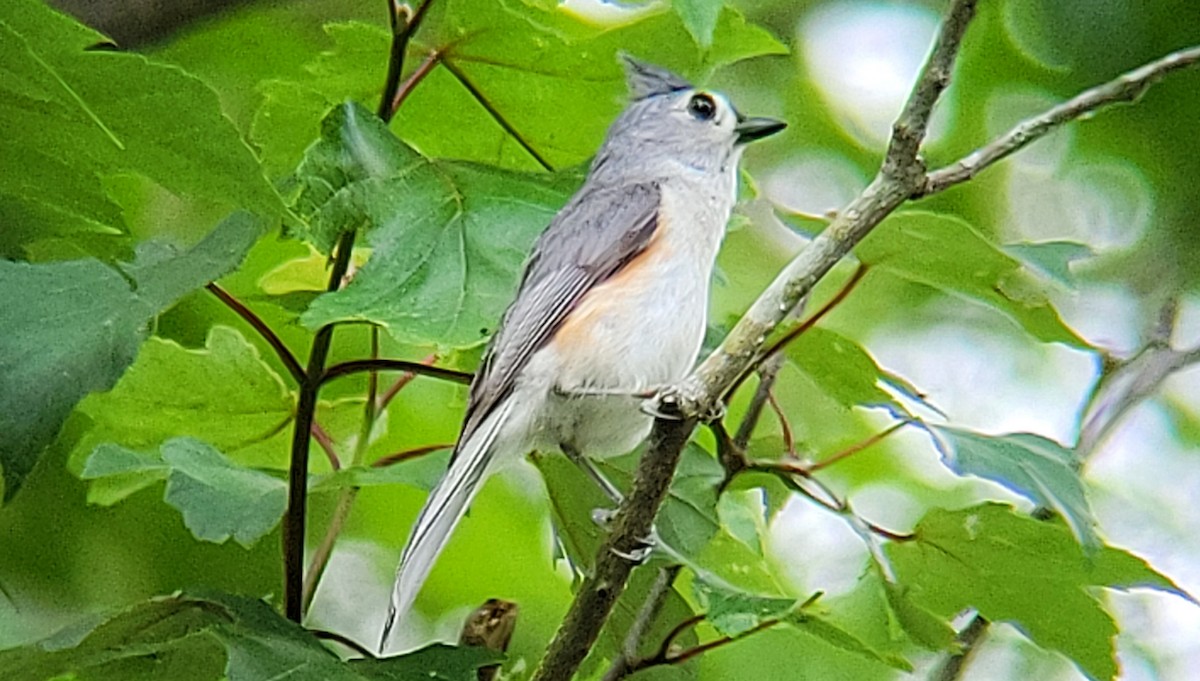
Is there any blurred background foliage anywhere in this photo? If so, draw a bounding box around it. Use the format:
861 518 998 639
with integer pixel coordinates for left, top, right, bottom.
2 0 1199 679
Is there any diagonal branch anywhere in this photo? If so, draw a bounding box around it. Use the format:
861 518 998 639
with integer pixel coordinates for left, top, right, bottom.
921 44 1200 196
206 283 305 384
440 57 555 171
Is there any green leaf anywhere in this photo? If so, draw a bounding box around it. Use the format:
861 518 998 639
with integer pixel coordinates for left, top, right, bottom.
930 426 1097 547
161 438 288 548
0 0 283 257
887 504 1192 681
69 325 295 504
1003 241 1093 288
0 593 500 681
855 212 1088 348
0 212 266 502
694 580 795 637
675 0 724 48
693 581 906 669
783 326 915 413
292 101 577 349
82 437 288 548
253 5 785 174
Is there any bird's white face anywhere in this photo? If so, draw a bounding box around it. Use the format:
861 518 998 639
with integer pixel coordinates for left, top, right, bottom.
665 89 741 150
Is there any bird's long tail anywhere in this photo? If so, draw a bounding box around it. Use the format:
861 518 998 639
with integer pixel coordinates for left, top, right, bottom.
378 399 512 652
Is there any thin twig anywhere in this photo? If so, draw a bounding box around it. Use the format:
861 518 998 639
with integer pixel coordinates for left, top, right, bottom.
732 354 787 450
372 443 454 468
378 353 439 411
765 390 797 458
286 0 438 626
323 358 472 386
601 565 683 681
652 613 706 663
807 421 908 473
661 618 782 667
302 488 358 613
440 58 555 171
206 283 305 384
284 230 358 623
921 44 1200 196
377 0 437 123
391 50 442 114
311 423 342 471
726 264 868 399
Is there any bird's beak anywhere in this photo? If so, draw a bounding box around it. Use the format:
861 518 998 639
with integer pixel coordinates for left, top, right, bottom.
735 116 787 144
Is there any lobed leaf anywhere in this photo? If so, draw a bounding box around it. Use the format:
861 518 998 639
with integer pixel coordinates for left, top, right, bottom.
0 0 283 258
855 212 1088 348
0 592 500 681
930 426 1097 546
886 504 1191 681
0 212 266 502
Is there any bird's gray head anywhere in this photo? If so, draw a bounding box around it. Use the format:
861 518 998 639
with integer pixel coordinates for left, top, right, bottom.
588 55 785 183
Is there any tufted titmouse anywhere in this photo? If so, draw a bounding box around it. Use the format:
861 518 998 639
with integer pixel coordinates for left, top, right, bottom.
380 56 785 649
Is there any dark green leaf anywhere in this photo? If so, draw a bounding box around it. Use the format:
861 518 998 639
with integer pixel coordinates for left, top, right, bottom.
161 438 288 548
0 0 283 257
292 102 577 348
0 212 266 502
930 426 1097 546
0 593 501 681
856 212 1088 348
887 504 1191 681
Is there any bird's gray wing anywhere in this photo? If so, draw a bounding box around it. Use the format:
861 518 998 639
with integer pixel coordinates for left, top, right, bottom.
457 181 662 445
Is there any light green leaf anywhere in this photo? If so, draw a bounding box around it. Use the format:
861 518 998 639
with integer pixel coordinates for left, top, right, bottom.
70 325 295 505
0 0 283 257
675 0 724 48
887 504 1192 681
930 426 1097 547
856 212 1088 348
1003 240 1093 288
0 212 266 502
161 437 288 548
783 326 918 413
292 101 577 349
694 580 906 669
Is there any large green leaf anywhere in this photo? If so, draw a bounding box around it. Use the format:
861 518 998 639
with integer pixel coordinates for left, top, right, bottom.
675 0 725 48
0 593 499 681
70 325 295 503
930 426 1097 547
887 504 1191 681
83 437 287 548
0 212 266 502
0 0 283 257
291 101 576 349
855 212 1088 348
252 3 785 175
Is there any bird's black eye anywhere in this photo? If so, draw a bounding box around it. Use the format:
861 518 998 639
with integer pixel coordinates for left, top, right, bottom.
687 93 717 121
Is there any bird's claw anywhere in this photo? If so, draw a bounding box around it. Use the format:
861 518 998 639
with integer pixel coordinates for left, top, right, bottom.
610 534 655 564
